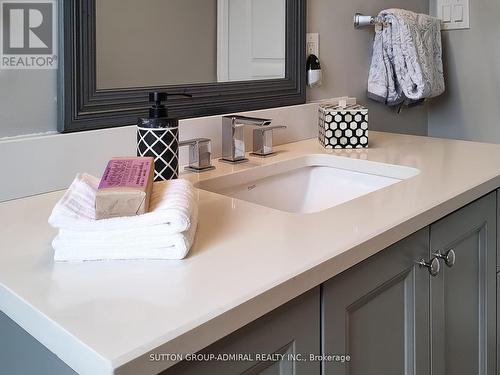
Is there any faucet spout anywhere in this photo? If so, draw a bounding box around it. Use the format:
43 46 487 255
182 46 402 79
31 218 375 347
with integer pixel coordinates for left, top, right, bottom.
227 115 272 127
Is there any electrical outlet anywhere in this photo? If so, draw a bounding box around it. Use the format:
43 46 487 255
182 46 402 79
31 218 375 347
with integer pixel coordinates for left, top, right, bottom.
306 33 319 58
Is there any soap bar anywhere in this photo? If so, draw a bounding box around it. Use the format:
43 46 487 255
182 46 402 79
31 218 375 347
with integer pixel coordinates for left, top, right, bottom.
95 157 154 220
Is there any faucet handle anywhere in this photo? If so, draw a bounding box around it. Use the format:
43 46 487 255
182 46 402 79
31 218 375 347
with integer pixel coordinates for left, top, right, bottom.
250 126 287 157
179 138 215 172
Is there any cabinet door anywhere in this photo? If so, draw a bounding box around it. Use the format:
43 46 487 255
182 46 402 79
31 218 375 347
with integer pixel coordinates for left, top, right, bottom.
163 287 320 375
430 192 496 375
322 228 430 375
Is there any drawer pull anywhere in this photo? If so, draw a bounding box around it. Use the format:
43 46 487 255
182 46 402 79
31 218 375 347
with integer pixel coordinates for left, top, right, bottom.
433 249 456 267
418 257 440 276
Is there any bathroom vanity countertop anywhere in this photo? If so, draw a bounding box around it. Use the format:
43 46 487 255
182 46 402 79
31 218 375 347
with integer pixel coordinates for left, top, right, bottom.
2 132 500 375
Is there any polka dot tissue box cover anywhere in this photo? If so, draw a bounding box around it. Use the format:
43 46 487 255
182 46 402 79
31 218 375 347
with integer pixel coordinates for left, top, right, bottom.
318 103 368 149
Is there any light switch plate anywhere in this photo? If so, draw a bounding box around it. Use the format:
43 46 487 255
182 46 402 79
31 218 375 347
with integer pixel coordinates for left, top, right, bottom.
306 33 319 58
435 0 469 30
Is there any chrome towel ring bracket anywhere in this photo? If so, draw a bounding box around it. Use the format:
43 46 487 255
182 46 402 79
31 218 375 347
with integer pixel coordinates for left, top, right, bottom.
353 12 386 29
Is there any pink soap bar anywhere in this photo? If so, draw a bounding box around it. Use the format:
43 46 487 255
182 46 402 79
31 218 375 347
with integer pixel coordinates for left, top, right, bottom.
99 158 153 189
96 157 155 219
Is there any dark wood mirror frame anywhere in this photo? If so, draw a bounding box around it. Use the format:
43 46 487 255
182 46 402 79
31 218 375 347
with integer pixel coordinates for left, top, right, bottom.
58 0 306 133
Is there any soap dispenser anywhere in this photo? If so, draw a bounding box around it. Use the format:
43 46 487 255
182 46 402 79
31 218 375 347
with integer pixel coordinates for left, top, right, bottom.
137 92 191 181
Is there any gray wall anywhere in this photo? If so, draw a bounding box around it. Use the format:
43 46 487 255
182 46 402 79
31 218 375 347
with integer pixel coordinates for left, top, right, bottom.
0 0 429 138
96 0 217 89
307 0 429 136
0 70 57 138
428 0 500 143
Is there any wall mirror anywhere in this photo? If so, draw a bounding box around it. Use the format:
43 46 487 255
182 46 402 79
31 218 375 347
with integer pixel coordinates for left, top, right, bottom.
59 0 306 133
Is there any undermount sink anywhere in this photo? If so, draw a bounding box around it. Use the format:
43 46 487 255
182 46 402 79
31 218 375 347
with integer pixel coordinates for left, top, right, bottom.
195 154 420 214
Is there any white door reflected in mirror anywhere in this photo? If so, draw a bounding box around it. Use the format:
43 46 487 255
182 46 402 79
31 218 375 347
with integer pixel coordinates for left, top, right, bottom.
217 0 285 82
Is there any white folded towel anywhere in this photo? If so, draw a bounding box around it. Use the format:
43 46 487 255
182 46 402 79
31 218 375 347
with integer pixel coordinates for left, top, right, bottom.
49 173 196 233
367 9 445 106
52 210 198 261
48 173 198 262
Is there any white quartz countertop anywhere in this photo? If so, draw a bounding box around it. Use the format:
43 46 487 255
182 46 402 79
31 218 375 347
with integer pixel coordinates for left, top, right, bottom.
2 132 500 375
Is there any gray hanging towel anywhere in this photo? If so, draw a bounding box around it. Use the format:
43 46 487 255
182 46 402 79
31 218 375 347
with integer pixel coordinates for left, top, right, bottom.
367 9 445 106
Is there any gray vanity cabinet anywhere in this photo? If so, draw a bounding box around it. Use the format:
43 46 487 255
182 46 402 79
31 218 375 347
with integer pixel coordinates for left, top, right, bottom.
321 228 431 375
322 192 497 375
497 274 500 375
163 287 320 375
430 191 496 375
0 311 77 375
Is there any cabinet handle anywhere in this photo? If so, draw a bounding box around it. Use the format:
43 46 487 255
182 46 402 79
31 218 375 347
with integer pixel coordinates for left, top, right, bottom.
433 249 456 268
418 257 440 276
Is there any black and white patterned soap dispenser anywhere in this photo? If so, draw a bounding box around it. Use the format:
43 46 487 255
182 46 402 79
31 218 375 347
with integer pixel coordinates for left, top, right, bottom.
137 92 191 181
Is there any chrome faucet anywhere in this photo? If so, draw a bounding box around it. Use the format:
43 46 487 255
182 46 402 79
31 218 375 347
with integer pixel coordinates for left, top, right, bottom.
220 115 272 163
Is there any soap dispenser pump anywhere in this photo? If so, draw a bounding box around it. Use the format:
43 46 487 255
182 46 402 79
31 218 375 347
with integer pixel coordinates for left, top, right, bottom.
137 92 192 181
